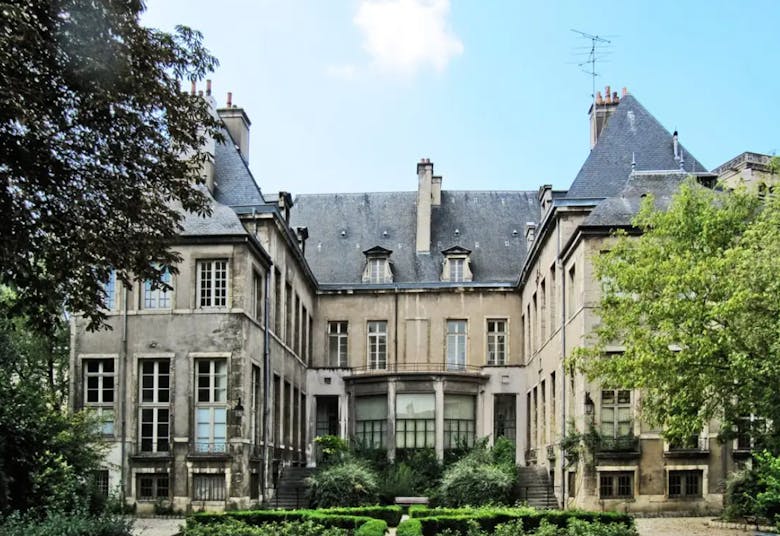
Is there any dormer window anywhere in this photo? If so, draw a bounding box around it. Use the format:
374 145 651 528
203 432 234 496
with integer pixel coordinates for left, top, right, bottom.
362 246 393 284
441 246 473 283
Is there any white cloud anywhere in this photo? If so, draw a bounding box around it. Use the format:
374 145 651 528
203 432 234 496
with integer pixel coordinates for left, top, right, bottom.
353 0 463 76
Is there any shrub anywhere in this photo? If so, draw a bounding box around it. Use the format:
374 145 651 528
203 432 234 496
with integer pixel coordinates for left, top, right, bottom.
396 518 423 536
0 511 133 536
183 518 348 536
380 463 424 503
354 518 388 536
307 459 379 507
438 460 514 507
396 448 443 491
314 435 349 467
724 469 762 521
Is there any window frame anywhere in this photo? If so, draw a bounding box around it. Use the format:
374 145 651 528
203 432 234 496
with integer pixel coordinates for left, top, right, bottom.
367 321 387 370
599 471 634 499
196 259 229 309
600 389 633 439
668 470 703 498
446 319 467 371
192 473 226 501
137 473 170 501
138 359 170 453
142 268 172 310
194 359 228 453
83 358 115 436
486 318 507 365
328 321 349 367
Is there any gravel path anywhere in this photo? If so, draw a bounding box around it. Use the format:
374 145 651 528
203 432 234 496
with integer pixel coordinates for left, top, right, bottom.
131 517 184 536
635 517 758 536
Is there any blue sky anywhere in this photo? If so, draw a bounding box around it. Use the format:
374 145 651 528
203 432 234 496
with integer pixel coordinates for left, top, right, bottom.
142 1 779 195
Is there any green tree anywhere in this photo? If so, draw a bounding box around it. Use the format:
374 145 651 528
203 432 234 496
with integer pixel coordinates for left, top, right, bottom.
0 0 222 333
0 292 105 514
576 178 780 449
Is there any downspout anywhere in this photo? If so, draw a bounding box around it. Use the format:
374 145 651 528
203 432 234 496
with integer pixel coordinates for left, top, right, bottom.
393 288 399 371
262 269 272 500
558 218 568 507
120 285 129 507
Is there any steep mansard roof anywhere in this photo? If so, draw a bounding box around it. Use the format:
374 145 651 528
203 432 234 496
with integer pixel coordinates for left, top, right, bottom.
566 94 707 199
212 128 266 207
290 190 540 285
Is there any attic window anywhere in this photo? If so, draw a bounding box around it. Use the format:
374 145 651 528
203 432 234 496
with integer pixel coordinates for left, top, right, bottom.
441 246 473 283
362 246 393 284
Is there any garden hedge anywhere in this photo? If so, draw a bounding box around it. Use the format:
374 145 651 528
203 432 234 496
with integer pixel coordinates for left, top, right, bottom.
397 506 634 536
189 505 401 531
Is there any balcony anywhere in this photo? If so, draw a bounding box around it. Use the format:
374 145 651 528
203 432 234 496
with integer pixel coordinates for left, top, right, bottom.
187 441 230 460
596 435 640 461
664 435 709 459
347 363 485 376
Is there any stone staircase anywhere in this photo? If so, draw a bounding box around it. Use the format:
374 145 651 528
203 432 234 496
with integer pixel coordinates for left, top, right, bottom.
516 465 559 509
267 466 313 509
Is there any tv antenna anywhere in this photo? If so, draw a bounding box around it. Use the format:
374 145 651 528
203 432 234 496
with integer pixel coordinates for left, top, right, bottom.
570 29 614 110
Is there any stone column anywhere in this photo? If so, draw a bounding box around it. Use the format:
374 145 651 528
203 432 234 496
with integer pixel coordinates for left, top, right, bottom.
387 380 396 462
435 379 444 461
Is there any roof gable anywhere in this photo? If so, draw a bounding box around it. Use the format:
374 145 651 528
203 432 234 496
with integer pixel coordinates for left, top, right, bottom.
566 95 707 199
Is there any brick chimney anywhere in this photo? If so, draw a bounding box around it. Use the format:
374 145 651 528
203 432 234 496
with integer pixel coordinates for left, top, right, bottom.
190 80 218 192
217 92 251 164
416 158 434 253
589 85 625 149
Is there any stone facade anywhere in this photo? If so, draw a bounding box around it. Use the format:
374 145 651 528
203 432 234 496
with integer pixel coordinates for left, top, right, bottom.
71 86 769 513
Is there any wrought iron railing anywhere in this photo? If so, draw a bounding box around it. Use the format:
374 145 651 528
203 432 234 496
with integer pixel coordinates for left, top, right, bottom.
598 436 640 453
348 363 484 375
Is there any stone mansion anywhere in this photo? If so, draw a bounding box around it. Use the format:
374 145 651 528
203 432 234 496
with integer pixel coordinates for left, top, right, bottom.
70 85 776 513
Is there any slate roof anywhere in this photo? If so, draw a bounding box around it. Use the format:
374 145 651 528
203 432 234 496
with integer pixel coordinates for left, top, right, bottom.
212 128 266 207
179 186 248 236
583 171 690 226
566 95 707 199
290 191 540 285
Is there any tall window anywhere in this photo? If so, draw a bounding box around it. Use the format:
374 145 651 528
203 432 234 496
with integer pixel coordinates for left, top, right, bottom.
450 258 465 282
328 321 348 367
367 321 387 370
197 259 228 308
540 379 547 444
143 269 172 309
193 474 225 501
550 372 557 436
139 359 170 452
494 394 516 444
600 472 634 499
567 264 577 317
487 319 507 365
355 396 387 449
668 470 702 498
137 474 169 501
396 393 435 449
102 270 117 310
273 268 282 334
252 272 263 321
600 389 632 438
444 395 475 449
84 359 114 435
195 359 227 453
293 294 301 354
446 320 467 371
285 282 293 346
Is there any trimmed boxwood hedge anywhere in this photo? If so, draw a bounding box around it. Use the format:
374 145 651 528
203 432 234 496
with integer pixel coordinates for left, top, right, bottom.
397 506 634 536
188 505 401 532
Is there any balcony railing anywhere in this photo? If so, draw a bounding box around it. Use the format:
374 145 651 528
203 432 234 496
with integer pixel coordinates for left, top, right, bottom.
664 435 709 457
348 363 485 375
190 441 229 456
598 436 640 452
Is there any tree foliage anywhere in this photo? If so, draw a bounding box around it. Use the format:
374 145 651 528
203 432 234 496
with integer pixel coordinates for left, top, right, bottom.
0 292 105 515
0 0 222 333
576 178 780 448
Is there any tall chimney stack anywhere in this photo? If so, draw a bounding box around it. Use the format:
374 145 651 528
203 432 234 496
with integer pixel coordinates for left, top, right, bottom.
416 158 434 253
589 84 625 149
217 92 251 163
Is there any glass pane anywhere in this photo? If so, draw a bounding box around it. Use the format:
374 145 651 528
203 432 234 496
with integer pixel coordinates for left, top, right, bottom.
396 394 435 419
444 395 475 419
356 396 387 420
617 390 631 404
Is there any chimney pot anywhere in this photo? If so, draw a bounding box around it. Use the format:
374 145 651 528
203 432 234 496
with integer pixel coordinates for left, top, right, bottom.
596 91 603 105
227 92 233 108
622 87 628 97
198 90 203 97
605 85 611 97
613 91 619 102
206 79 212 96
190 80 196 95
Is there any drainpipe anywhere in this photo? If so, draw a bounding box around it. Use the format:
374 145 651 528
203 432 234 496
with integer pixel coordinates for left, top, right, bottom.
558 218 568 506
393 288 399 372
120 285 129 507
262 269 272 500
